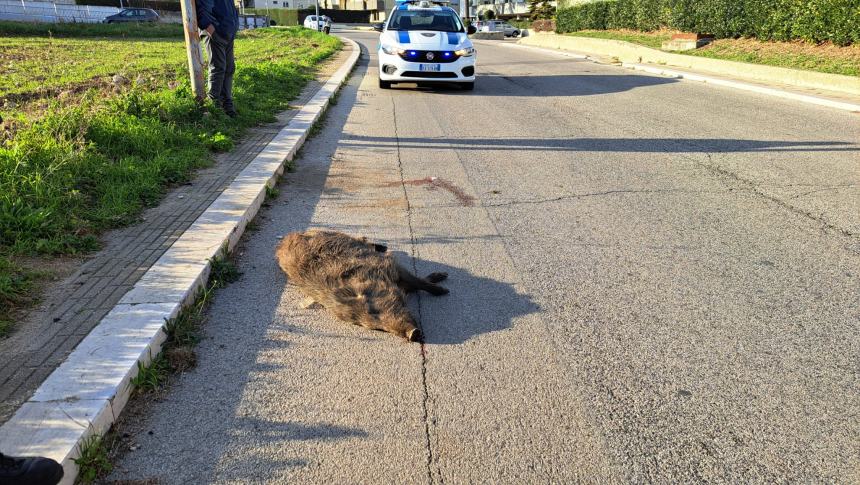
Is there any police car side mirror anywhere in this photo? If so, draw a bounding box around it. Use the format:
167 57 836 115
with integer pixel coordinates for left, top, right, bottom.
467 25 477 34
372 23 384 32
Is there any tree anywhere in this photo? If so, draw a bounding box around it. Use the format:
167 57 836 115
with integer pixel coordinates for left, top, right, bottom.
527 0 554 20
484 9 495 19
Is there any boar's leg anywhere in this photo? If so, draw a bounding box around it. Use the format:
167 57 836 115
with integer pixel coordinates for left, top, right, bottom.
425 272 448 283
396 265 449 296
360 236 388 253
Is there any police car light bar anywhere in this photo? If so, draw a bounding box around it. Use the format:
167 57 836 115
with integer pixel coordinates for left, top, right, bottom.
395 0 451 5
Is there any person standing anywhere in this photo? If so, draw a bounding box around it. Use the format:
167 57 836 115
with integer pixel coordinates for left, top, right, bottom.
196 0 240 117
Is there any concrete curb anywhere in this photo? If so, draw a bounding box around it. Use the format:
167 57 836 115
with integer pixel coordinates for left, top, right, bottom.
504 40 860 113
518 33 860 97
0 36 361 485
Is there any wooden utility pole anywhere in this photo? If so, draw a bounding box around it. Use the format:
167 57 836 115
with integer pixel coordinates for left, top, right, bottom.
179 0 206 101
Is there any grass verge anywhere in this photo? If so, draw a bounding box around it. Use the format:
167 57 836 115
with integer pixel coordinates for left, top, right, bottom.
564 30 860 77
0 24 339 337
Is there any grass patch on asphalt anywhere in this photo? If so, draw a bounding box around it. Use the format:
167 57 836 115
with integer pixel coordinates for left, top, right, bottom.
0 24 339 336
564 30 860 76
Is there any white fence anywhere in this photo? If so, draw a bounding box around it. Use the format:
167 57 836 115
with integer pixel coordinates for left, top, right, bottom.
0 0 120 23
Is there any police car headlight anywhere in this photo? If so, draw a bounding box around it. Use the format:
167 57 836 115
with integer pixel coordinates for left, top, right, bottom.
381 44 405 55
454 47 475 57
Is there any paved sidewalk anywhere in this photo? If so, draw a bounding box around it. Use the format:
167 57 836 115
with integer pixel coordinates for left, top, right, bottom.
0 43 355 426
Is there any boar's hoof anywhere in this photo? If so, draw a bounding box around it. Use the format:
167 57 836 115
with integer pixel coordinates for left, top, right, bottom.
407 328 423 342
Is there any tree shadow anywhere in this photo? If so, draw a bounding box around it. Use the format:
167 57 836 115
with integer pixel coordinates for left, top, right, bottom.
387 73 680 96
338 134 857 154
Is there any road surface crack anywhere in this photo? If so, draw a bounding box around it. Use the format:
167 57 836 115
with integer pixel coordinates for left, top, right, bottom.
484 188 729 207
390 94 436 485
699 151 856 238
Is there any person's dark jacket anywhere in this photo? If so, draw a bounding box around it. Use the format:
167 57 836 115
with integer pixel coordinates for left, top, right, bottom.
197 0 239 40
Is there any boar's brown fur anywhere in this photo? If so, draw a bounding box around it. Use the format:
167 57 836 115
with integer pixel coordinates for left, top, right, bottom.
275 230 449 342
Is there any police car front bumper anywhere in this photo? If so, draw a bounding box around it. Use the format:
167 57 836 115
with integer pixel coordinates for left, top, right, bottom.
378 51 476 82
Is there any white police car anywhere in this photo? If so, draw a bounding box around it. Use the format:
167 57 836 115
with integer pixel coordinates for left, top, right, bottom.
376 0 477 90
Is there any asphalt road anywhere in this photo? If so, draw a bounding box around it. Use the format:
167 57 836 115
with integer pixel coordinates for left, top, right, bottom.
111 32 860 483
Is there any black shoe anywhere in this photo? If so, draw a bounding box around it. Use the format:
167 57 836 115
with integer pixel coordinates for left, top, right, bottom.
0 452 64 485
224 108 238 118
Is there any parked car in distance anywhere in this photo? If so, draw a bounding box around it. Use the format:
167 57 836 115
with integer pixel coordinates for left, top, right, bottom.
476 20 519 37
103 8 159 23
303 15 332 33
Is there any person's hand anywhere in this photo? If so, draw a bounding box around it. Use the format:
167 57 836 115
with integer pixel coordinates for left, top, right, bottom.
206 25 215 35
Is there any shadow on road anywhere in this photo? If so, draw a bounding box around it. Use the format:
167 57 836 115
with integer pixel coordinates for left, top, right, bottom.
339 134 858 153
390 251 539 345
386 73 680 96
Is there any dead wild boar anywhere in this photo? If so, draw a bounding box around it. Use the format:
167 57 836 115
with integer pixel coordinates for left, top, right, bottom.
275 230 449 342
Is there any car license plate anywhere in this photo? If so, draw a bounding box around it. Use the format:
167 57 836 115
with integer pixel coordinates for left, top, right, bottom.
419 64 441 72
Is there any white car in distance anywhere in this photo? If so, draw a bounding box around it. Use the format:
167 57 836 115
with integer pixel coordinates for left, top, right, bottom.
303 14 331 33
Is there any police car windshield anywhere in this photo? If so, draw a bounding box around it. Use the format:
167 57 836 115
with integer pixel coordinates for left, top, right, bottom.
388 10 463 32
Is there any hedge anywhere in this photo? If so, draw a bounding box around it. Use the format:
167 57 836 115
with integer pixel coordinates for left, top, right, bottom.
556 0 860 46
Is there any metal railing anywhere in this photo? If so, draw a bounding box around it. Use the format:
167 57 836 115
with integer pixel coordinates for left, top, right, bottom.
0 0 119 23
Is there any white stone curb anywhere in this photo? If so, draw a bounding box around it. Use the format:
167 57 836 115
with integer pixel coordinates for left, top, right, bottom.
0 36 361 485
499 41 860 113
620 63 860 113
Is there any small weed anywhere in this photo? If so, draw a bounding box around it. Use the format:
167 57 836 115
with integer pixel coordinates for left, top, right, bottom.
246 219 260 232
308 108 331 138
265 184 280 199
163 282 214 348
209 252 241 288
0 319 12 338
130 356 170 392
284 158 297 173
74 435 113 484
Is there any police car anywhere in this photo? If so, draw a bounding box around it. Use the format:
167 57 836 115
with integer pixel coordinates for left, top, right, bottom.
376 0 477 90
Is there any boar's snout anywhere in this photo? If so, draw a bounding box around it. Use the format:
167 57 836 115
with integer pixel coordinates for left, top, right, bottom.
406 328 423 342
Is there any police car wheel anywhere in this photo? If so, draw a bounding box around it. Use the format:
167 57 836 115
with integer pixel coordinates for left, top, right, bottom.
460 81 474 91
379 79 392 89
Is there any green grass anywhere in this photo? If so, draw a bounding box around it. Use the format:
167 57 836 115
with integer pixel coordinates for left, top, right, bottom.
0 23 340 336
563 30 860 76
564 29 670 49
687 40 860 77
0 20 183 38
130 356 170 391
74 435 113 484
0 257 36 337
208 251 241 288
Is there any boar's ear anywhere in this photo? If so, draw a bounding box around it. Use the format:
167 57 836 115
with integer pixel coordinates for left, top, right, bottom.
373 243 388 253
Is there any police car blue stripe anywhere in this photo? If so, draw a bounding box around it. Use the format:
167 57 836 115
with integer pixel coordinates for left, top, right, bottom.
398 30 410 43
447 32 458 45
